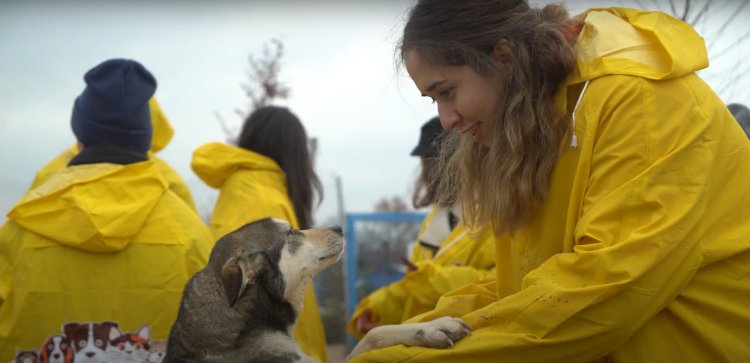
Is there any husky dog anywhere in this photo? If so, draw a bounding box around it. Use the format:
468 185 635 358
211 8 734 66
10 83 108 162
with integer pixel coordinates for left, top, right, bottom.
164 218 469 363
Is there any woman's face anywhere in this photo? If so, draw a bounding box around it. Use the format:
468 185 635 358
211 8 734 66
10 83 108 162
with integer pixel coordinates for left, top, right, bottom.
405 49 502 146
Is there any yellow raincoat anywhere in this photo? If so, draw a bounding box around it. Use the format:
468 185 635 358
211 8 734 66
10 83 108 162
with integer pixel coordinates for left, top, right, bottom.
27 97 197 211
0 160 212 361
351 8 750 362
347 206 495 339
191 142 328 363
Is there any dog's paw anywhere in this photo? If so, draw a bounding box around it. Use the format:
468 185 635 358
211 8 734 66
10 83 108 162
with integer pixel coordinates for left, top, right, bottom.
413 317 471 349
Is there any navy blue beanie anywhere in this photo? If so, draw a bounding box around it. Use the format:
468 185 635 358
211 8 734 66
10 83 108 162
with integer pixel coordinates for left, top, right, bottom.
71 58 156 154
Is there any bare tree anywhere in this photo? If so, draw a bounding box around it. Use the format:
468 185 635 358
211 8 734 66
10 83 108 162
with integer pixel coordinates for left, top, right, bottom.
238 38 291 114
373 196 410 213
215 39 291 142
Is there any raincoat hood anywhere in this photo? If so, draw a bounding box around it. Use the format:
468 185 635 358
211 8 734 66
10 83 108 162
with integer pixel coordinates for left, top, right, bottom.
8 161 167 252
575 7 707 81
554 7 708 117
191 142 283 189
149 97 174 152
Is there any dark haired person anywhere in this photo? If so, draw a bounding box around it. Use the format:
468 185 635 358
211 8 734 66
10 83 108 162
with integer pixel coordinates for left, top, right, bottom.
0 59 212 360
191 105 327 362
347 117 495 338
350 0 750 362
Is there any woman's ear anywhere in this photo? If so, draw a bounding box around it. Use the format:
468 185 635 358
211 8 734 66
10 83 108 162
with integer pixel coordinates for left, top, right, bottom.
492 39 513 66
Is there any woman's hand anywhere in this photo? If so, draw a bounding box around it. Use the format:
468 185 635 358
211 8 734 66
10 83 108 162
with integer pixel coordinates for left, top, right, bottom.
355 309 382 333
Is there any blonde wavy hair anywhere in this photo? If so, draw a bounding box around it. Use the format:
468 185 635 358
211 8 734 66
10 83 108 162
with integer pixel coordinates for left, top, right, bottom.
400 0 578 235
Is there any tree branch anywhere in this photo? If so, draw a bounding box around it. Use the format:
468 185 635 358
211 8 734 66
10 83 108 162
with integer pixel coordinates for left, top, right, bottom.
213 111 237 144
710 26 750 60
707 1 749 53
668 0 678 17
681 0 691 21
688 0 711 26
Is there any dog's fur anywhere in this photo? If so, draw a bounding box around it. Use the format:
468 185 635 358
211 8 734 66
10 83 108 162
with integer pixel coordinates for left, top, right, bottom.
164 218 470 363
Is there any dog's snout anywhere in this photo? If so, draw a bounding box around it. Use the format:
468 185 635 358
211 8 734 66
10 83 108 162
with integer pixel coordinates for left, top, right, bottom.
330 226 343 236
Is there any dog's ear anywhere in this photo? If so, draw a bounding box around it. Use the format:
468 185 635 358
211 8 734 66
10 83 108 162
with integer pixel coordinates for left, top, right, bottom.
63 322 83 339
221 253 265 307
135 324 151 342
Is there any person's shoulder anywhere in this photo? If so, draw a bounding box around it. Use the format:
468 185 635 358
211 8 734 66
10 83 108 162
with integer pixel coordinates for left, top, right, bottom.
585 73 693 105
151 190 206 226
223 167 286 195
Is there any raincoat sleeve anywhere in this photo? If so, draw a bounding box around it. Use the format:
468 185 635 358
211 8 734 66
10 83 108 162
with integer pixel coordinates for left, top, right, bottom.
348 234 496 340
347 262 496 340
399 230 496 310
350 75 714 362
401 262 496 308
347 277 411 340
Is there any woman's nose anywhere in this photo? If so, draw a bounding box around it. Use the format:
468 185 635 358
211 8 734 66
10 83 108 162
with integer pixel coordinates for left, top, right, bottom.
438 106 461 130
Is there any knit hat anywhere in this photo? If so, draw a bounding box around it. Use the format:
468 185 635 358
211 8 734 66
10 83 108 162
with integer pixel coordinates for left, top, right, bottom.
410 116 443 157
71 58 156 154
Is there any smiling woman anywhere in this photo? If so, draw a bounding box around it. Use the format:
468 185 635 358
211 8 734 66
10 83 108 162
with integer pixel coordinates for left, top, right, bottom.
348 0 750 362
405 52 501 145
402 0 577 234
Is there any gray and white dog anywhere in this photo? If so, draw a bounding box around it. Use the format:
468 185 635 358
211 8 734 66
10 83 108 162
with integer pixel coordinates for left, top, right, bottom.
164 218 469 363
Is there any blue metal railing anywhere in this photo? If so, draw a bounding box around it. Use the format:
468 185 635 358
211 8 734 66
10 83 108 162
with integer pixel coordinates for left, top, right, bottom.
344 212 427 348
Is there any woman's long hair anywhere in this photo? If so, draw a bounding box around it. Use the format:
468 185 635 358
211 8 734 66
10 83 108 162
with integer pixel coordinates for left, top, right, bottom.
400 0 578 235
237 106 323 229
412 156 439 209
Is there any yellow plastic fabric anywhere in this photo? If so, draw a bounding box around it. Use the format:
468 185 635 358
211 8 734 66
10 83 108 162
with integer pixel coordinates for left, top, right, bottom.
27 97 197 211
347 206 495 340
351 8 750 362
0 161 212 361
191 142 328 363
147 97 174 153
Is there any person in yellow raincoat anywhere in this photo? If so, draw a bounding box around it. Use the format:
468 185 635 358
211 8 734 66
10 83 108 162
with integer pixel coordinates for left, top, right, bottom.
347 117 495 339
27 97 197 211
191 105 328 362
350 1 750 362
0 59 212 361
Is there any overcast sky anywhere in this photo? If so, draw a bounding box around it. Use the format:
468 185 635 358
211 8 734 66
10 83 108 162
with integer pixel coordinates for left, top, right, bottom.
1 0 748 225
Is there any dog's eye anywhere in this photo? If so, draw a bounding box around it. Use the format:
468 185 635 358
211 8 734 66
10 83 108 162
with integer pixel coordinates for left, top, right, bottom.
61 343 67 349
79 341 85 348
95 339 103 347
48 344 53 350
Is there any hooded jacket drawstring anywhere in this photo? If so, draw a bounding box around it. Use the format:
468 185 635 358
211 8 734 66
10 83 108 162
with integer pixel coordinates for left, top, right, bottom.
570 80 590 148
